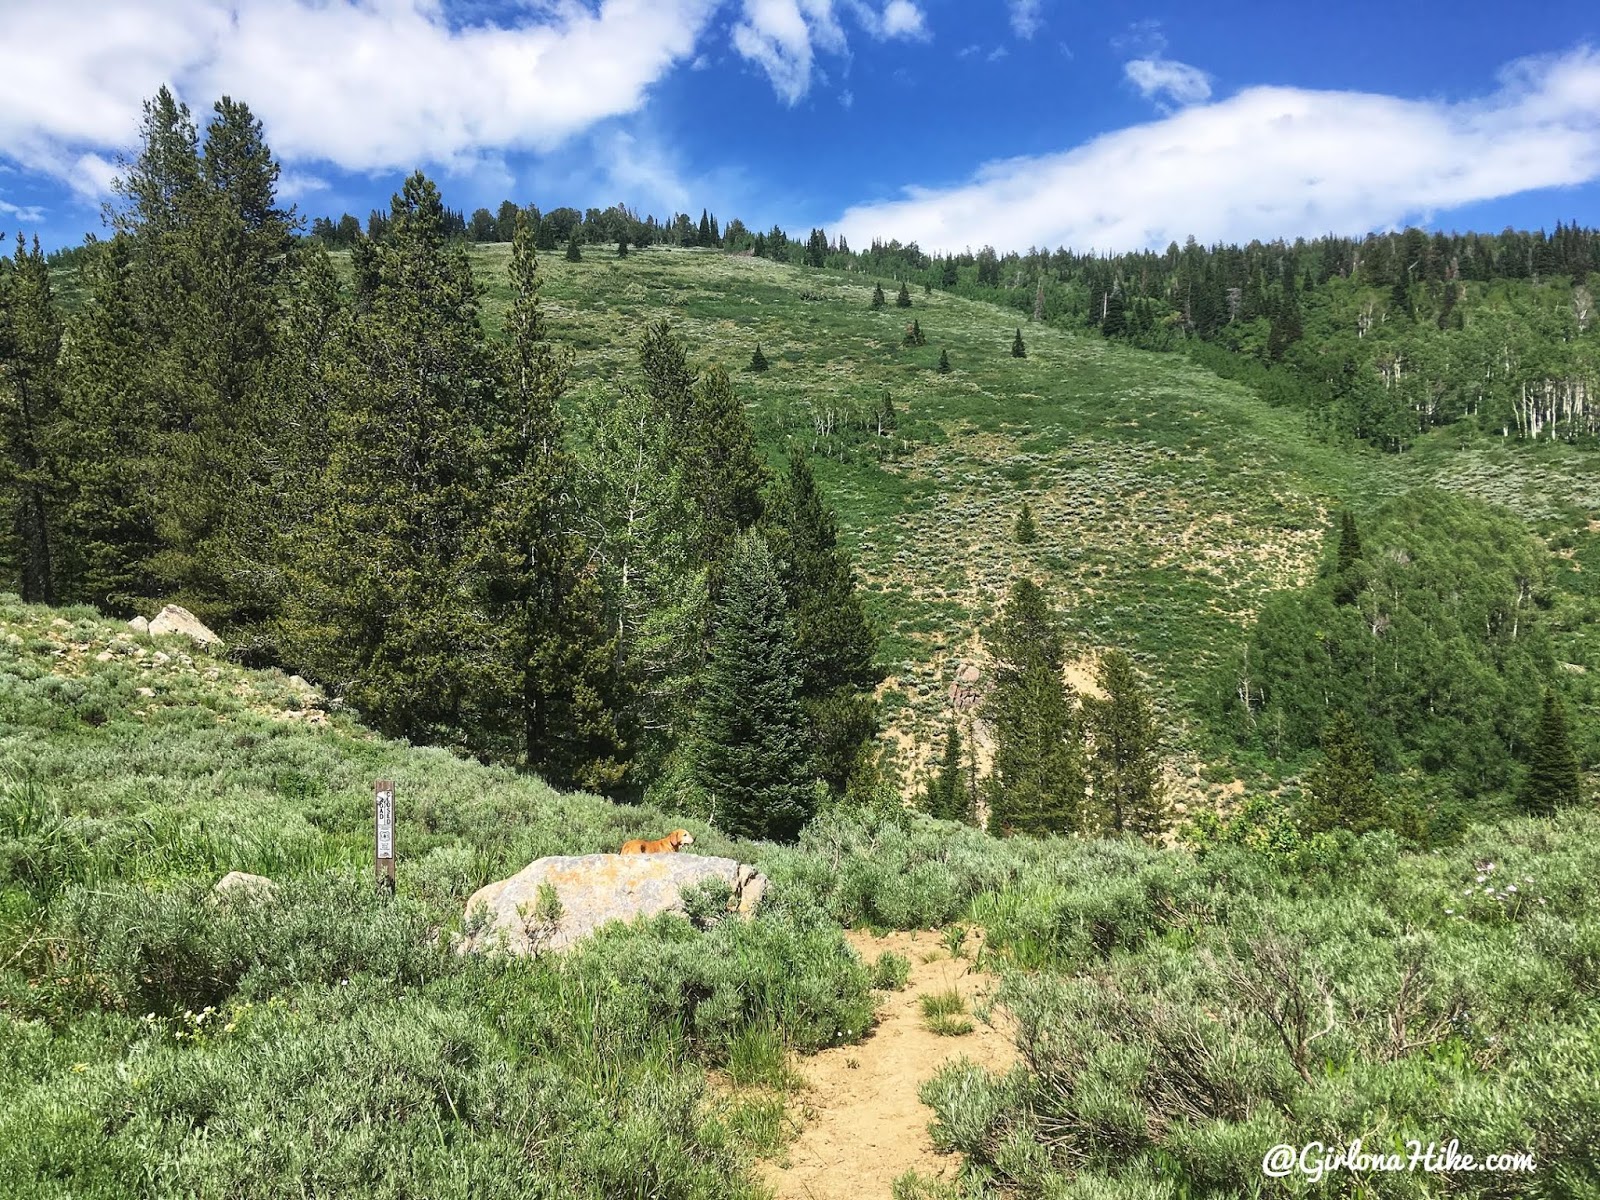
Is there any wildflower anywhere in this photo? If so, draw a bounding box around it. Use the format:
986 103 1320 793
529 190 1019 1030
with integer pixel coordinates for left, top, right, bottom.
72 1062 88 1073
224 1022 237 1033
1507 884 1517 893
1476 874 1487 884
1444 909 1454 916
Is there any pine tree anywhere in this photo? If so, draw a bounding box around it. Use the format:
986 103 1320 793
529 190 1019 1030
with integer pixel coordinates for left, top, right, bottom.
805 228 828 268
1520 689 1581 815
1300 710 1382 833
903 319 926 347
1014 501 1036 546
876 390 896 436
749 343 769 372
617 237 629 257
566 234 582 262
764 450 881 794
280 172 497 745
639 319 698 446
937 348 951 373
1087 651 1167 839
84 91 297 625
1012 328 1026 358
1333 511 1364 606
1100 289 1127 338
924 714 965 820
940 259 958 289
871 283 886 310
985 579 1083 835
479 211 627 791
694 531 814 841
572 383 703 791
0 235 65 602
52 235 162 613
896 281 912 308
682 365 767 573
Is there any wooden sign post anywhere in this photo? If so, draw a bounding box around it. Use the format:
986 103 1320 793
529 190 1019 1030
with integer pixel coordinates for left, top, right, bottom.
374 780 396 894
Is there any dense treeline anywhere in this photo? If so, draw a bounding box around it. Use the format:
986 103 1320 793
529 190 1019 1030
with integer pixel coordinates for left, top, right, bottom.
1218 491 1594 835
305 194 1600 454
818 224 1600 451
0 89 881 837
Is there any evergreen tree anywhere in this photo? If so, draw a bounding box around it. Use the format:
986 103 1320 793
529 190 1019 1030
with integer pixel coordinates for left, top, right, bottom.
938 348 951 373
940 259 958 288
495 199 520 242
280 172 497 746
1087 651 1167 839
903 319 926 347
52 235 162 613
924 714 965 820
694 531 814 841
985 579 1083 835
572 382 704 791
749 342 769 372
764 450 881 794
479 211 626 791
1520 689 1581 815
566 234 582 262
1332 510 1364 606
617 237 629 257
1389 276 1413 320
805 228 828 268
1014 501 1036 545
0 235 64 602
84 90 297 624
1012 328 1027 358
639 319 698 446
871 283 886 310
896 281 912 308
1100 289 1127 338
1300 710 1381 833
682 365 767 573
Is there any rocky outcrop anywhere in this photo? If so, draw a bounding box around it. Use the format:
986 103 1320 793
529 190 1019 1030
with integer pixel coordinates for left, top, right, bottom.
147 605 223 648
458 854 768 956
948 661 983 711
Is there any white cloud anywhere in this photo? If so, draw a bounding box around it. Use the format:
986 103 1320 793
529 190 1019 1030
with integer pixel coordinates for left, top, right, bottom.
1009 0 1042 39
1124 57 1212 107
834 46 1600 255
879 0 928 39
276 171 331 201
0 0 722 191
731 0 928 104
0 198 48 224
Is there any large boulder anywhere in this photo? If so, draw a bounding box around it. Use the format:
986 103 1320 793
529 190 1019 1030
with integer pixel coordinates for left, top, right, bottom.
213 871 276 900
147 604 223 648
459 854 767 956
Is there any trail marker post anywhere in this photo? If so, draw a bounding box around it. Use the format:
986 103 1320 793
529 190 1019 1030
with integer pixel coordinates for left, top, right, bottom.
374 780 396 894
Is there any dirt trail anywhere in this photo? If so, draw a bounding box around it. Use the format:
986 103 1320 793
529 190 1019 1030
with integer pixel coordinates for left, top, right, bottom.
763 929 1017 1200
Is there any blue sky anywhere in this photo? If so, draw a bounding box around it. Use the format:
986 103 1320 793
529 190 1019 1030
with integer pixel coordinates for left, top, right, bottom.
3 0 1599 255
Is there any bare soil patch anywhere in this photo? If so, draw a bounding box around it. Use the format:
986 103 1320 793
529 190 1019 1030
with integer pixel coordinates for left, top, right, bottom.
763 929 1015 1200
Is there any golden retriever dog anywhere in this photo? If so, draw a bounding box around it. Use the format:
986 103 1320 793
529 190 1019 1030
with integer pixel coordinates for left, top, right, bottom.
619 829 694 855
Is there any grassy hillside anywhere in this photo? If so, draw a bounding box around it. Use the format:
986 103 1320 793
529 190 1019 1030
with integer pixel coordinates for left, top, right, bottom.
445 244 1599 796
4 596 1597 1197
